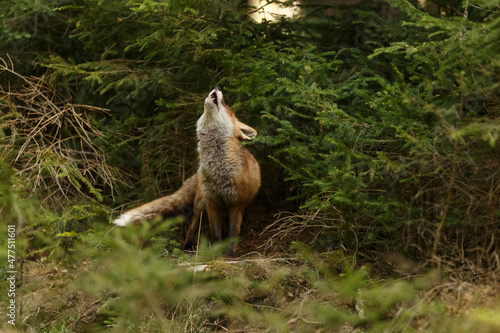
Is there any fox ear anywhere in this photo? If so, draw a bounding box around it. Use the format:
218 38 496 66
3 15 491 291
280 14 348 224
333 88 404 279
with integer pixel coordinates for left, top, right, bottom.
238 121 257 140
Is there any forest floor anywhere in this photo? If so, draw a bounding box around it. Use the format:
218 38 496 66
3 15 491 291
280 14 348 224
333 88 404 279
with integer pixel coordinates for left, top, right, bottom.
5 196 500 333
12 231 500 333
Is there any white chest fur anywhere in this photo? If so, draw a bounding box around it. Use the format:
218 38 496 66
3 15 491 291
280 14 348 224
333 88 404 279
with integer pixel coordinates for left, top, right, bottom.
196 105 239 203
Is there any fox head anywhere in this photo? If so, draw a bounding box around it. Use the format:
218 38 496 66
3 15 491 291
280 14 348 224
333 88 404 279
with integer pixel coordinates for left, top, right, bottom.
201 87 257 141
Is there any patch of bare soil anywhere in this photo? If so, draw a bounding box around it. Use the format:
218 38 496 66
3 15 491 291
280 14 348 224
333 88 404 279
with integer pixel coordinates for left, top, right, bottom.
16 260 105 333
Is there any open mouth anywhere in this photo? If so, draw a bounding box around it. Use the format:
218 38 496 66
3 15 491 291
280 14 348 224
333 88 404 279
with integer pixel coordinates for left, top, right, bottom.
210 91 218 106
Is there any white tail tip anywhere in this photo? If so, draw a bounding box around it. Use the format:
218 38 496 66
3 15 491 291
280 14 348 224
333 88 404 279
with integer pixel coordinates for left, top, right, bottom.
113 211 141 226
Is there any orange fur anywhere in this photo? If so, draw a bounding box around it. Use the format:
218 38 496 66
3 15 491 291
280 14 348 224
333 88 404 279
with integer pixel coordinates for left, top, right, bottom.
114 87 260 256
113 174 198 226
182 87 260 256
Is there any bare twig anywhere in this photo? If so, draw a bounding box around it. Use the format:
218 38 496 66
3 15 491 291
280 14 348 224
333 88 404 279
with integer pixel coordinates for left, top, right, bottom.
0 58 128 207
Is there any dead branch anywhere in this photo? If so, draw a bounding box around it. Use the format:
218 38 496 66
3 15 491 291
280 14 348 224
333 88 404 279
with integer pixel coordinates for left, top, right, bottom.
0 58 127 208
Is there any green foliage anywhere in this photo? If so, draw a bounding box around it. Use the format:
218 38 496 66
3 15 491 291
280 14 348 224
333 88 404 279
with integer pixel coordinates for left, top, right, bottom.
253 0 500 271
1 1 500 331
14 229 499 332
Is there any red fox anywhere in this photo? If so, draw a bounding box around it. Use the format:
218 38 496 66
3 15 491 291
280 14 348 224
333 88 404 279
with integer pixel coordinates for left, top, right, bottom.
113 87 261 256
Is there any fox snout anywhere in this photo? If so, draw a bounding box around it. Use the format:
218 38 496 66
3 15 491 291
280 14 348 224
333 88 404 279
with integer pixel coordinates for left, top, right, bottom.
205 87 223 110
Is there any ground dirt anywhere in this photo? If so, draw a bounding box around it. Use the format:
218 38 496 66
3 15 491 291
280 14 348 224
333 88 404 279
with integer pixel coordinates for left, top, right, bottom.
12 249 500 333
7 203 500 333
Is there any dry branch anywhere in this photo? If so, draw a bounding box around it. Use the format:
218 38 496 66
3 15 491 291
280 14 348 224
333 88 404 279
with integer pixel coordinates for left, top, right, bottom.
0 58 126 208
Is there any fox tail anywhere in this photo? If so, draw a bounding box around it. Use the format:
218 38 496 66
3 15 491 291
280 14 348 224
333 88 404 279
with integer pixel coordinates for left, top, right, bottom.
113 174 198 226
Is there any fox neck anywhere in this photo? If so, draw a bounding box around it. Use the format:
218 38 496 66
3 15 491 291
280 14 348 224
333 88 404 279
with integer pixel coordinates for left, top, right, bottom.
196 103 241 203
197 103 235 139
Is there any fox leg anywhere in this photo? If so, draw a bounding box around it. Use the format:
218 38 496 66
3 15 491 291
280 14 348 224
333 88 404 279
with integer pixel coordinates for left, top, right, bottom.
206 201 224 243
182 193 204 250
226 207 244 257
181 210 201 250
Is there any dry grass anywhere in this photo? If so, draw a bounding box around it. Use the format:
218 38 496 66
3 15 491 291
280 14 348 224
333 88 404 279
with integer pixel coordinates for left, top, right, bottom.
0 57 127 209
260 207 349 250
260 203 500 285
12 255 500 333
